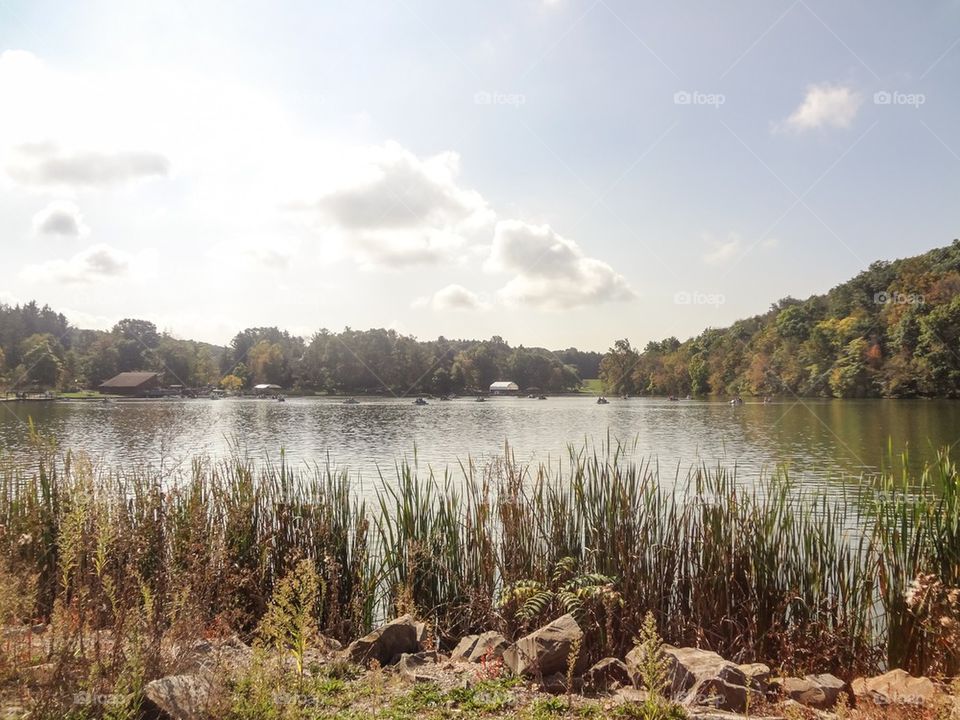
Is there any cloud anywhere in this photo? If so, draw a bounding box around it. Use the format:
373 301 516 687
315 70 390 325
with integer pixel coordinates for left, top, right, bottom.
300 141 494 267
702 233 743 264
32 201 90 238
780 83 862 132
414 284 491 311
487 220 635 309
7 143 169 188
20 243 153 285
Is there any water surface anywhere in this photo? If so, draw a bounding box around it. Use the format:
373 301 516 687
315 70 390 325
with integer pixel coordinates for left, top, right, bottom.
1 396 958 491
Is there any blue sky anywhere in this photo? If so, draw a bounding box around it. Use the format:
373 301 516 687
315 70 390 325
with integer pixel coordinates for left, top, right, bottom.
1 0 957 350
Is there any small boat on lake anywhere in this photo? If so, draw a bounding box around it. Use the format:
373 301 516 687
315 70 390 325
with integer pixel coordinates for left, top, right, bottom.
730 396 743 406
597 397 609 405
342 398 360 404
538 395 547 400
413 397 428 405
475 395 486 402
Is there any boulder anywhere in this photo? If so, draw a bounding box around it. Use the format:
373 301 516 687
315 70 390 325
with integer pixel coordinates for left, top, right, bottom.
142 674 212 720
344 614 419 666
774 674 846 710
467 632 510 662
738 663 771 692
502 614 584 678
450 635 480 662
628 645 750 712
414 621 429 648
851 669 937 706
584 657 632 691
397 651 441 683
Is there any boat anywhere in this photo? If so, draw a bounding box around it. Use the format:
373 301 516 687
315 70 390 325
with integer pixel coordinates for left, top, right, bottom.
439 395 452 401
413 397 428 406
538 395 547 400
730 396 743 406
210 389 226 400
342 398 360 404
277 395 286 402
596 397 609 405
475 395 486 402
668 395 679 401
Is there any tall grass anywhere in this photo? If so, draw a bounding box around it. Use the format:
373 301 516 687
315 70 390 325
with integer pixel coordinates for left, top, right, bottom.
1 441 958 681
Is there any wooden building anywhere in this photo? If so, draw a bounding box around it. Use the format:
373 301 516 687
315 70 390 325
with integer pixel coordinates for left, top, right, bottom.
98 372 162 397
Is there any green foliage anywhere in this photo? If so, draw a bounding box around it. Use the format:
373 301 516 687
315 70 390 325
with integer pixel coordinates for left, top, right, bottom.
256 558 324 678
601 239 960 397
500 556 621 625
0 299 599 393
632 612 670 698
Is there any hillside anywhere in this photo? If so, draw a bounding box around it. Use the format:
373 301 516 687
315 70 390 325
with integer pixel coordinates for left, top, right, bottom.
600 239 960 398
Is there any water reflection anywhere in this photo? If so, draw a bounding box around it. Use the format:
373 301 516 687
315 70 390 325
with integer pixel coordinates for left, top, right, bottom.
0 397 958 490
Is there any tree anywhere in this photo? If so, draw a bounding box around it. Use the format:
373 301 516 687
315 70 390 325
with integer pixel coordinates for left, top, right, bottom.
219 374 244 392
18 334 64 389
599 339 639 394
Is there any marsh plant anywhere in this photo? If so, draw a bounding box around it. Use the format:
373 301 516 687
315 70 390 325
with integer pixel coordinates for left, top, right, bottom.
1 438 960 708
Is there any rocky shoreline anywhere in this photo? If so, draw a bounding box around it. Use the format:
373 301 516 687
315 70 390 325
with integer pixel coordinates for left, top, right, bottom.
8 613 948 720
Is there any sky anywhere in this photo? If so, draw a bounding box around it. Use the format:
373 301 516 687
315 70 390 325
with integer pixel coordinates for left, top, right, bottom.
0 0 958 351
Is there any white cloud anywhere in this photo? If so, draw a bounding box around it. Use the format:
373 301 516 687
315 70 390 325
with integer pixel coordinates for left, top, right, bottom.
32 201 90 238
702 233 743 264
414 284 491 311
21 243 155 285
780 83 862 132
299 141 495 267
8 143 169 188
487 220 635 309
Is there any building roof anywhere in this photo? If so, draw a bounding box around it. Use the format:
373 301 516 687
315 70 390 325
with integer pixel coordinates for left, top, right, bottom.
99 371 161 389
489 381 519 390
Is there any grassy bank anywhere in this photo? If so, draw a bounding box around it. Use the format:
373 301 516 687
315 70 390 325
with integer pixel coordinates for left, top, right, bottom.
1 440 958 712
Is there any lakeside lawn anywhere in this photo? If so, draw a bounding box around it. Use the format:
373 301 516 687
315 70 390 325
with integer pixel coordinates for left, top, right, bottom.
579 379 603 394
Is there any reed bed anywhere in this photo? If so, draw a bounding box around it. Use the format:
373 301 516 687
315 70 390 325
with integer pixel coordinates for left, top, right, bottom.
1 441 958 681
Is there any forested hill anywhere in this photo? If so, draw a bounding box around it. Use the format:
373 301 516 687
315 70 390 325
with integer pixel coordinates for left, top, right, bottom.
0 305 602 394
600 239 960 398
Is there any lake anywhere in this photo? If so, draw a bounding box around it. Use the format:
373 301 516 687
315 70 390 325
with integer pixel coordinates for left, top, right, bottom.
1 396 959 491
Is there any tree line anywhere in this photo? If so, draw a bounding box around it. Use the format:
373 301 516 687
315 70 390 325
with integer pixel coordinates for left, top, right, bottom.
0 304 600 394
600 239 960 398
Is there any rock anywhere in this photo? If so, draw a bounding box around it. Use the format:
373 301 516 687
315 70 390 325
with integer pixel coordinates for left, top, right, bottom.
629 645 750 712
414 621 429 648
738 663 771 691
851 669 937 706
467 631 510 662
451 635 480 662
774 674 846 710
450 631 510 663
345 614 419 666
142 674 212 720
502 614 584 678
585 657 632 691
397 651 440 683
